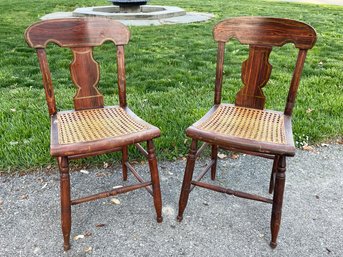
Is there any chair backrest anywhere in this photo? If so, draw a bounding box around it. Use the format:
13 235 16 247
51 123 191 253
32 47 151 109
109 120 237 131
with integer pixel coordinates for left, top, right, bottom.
25 18 130 115
212 17 316 115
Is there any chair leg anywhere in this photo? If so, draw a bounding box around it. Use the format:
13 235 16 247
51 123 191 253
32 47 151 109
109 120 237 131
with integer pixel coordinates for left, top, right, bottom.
211 145 218 180
270 155 286 248
177 139 198 222
269 156 279 194
122 146 128 181
147 140 163 223
57 156 72 251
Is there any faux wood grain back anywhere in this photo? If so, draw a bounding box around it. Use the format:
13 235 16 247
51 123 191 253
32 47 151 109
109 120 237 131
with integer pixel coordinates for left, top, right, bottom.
213 17 317 111
213 17 316 49
25 18 130 48
25 18 130 112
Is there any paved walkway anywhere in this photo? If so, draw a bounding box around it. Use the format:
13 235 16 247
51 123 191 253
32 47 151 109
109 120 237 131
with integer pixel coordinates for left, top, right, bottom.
280 0 343 5
0 144 342 256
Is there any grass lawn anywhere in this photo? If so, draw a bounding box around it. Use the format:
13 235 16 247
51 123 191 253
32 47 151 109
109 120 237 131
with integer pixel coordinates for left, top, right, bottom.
0 0 342 171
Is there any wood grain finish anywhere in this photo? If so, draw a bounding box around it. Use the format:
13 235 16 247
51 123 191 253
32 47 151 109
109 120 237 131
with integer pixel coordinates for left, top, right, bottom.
25 18 130 48
210 145 218 180
36 49 57 115
270 156 286 248
117 45 127 107
177 139 197 222
147 140 163 223
25 18 162 251
57 156 71 251
285 49 308 116
178 17 317 248
213 17 316 49
70 47 104 110
235 45 272 109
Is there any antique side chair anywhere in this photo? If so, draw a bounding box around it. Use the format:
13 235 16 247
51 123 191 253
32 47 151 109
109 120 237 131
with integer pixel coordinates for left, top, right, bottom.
177 17 316 248
25 18 163 251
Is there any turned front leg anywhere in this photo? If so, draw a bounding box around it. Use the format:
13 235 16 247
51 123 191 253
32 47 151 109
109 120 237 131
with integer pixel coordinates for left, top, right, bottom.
147 140 163 223
270 155 286 248
58 156 72 251
177 139 197 222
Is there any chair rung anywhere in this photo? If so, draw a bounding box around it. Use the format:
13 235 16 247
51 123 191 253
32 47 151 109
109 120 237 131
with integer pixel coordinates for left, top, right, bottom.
219 146 275 159
195 142 209 158
126 161 153 195
190 160 216 192
71 181 152 205
191 181 273 204
135 143 148 158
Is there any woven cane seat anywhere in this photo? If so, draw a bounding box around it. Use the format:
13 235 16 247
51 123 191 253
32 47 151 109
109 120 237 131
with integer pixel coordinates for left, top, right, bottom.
57 107 149 145
50 106 160 157
186 104 295 155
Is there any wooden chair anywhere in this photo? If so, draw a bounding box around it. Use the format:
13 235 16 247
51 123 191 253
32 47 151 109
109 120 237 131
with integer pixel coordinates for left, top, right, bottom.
177 17 316 248
25 18 163 251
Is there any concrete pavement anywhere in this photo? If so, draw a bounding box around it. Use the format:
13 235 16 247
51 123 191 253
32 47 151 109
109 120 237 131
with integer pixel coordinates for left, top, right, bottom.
0 144 342 256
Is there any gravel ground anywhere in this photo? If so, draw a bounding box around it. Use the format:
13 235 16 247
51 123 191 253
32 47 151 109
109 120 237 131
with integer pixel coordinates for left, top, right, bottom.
0 144 342 257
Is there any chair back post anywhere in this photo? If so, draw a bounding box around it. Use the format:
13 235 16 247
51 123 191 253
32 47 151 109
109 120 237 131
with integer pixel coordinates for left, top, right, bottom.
116 45 127 108
284 49 308 116
214 42 226 105
36 48 57 116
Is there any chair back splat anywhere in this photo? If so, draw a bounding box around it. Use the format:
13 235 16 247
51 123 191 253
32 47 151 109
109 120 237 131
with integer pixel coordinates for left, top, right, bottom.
25 18 130 113
213 17 316 112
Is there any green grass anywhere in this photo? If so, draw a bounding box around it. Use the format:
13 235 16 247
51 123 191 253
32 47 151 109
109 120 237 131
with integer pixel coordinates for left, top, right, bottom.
0 0 342 171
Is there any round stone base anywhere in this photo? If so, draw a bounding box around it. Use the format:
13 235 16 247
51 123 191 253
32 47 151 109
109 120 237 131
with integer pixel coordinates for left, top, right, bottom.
73 5 187 20
40 5 213 26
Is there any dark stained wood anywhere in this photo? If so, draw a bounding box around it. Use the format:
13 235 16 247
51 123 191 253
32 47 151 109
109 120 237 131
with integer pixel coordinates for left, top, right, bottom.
122 146 128 181
36 49 57 115
195 142 208 158
270 156 286 248
269 156 280 194
147 140 163 222
68 146 122 159
25 18 162 251
25 18 130 112
117 45 127 107
190 160 215 192
192 181 273 204
210 145 218 180
178 17 317 248
25 18 130 48
235 45 272 109
125 161 153 195
177 139 197 222
71 181 152 205
135 143 149 158
213 17 316 49
220 145 275 160
57 156 71 251
284 49 308 116
214 42 225 105
70 47 104 110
